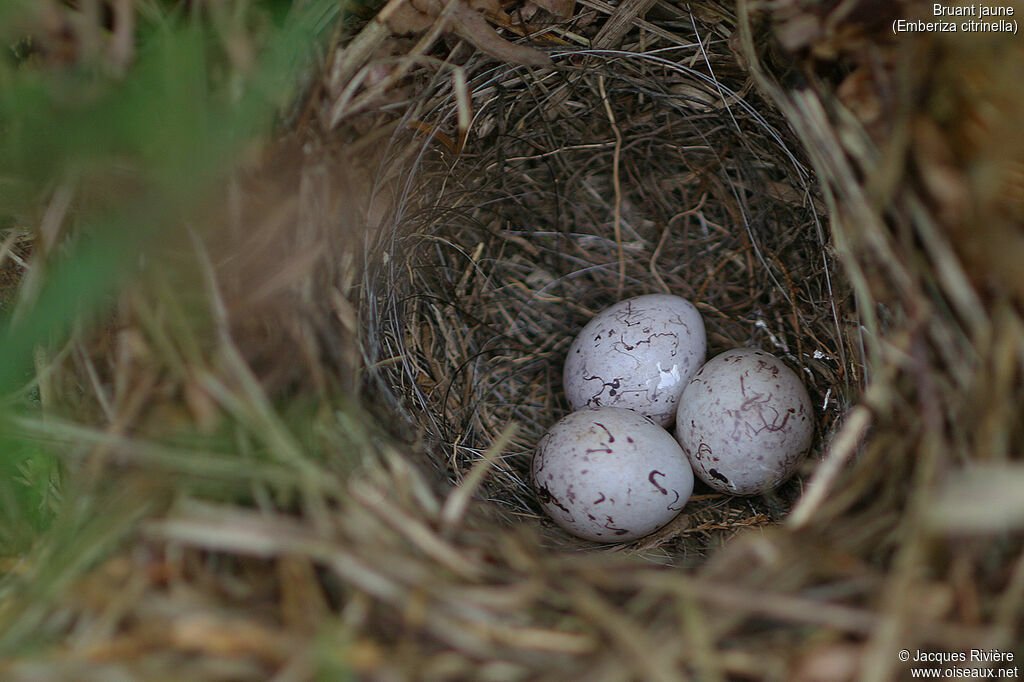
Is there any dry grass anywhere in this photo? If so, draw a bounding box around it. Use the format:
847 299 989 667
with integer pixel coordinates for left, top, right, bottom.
1 0 1023 680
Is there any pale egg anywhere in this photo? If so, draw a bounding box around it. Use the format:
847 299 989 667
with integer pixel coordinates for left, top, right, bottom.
675 348 813 495
563 294 706 427
532 407 694 542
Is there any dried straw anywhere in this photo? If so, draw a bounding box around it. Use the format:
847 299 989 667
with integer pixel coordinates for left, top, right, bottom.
3 1 1022 680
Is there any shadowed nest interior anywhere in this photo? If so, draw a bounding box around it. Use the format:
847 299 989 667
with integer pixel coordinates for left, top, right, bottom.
366 41 855 557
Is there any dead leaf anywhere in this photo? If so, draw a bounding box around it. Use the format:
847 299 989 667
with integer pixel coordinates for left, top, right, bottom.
383 0 551 66
836 66 882 129
530 0 575 19
450 3 552 66
383 2 435 33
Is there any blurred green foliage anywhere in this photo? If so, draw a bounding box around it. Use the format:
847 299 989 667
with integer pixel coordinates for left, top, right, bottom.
0 0 340 557
0 436 59 554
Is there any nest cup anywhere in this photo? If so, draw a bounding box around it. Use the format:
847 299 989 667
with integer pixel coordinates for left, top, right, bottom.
368 40 855 556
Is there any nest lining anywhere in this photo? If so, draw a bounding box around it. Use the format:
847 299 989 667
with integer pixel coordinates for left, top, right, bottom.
366 41 858 556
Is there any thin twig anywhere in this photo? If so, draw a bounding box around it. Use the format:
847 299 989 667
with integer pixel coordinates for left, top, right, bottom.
598 74 626 298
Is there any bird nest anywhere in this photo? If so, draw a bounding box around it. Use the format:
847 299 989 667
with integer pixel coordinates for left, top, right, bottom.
4 0 1022 680
336 1 1024 676
365 41 853 558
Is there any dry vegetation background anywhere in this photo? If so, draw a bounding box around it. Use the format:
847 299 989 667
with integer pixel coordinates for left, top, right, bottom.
0 0 1023 680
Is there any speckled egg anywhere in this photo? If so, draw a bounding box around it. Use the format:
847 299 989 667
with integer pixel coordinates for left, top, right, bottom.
563 294 706 427
532 407 694 543
675 348 813 495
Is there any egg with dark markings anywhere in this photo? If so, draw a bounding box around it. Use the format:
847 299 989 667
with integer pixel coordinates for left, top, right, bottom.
563 294 706 427
532 407 694 542
674 348 813 495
